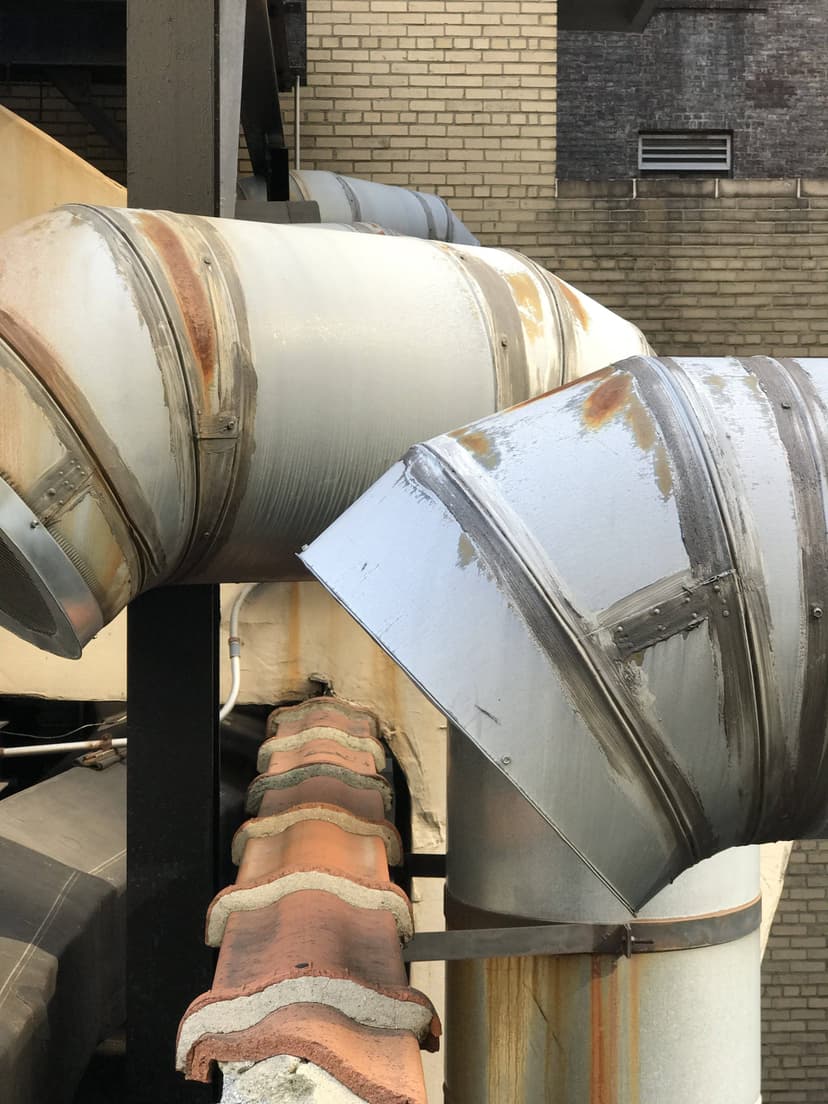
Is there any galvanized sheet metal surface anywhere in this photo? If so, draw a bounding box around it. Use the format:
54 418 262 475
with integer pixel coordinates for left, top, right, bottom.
0 205 648 656
302 355 828 909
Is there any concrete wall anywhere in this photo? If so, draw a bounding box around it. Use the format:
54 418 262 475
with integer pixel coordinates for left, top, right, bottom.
558 0 828 181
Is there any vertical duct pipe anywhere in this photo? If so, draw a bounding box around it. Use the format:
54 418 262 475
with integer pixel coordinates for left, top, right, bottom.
445 731 761 1104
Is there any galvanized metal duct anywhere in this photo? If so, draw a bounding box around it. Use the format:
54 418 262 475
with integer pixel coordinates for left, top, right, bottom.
302 354 828 910
0 204 648 660
238 169 479 244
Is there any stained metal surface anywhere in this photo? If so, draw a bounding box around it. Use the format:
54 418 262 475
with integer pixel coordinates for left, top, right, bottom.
0 205 648 659
287 169 480 244
302 354 828 909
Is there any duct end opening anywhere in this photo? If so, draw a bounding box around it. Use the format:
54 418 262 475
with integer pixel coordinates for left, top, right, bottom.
0 476 103 659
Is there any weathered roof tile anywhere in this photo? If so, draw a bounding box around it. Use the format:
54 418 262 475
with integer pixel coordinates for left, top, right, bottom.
178 697 435 1104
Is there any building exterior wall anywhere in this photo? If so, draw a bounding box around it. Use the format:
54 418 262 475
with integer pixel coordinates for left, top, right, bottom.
281 0 557 244
762 840 828 1103
558 0 828 181
531 179 828 357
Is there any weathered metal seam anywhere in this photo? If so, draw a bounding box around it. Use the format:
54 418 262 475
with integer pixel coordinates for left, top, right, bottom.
451 252 532 408
410 190 439 240
503 250 569 391
626 356 767 841
412 439 706 882
0 313 160 585
753 357 828 835
334 174 362 222
597 570 723 659
164 215 257 581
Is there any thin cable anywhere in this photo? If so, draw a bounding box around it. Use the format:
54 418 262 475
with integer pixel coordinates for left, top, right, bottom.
0 713 126 743
219 583 259 721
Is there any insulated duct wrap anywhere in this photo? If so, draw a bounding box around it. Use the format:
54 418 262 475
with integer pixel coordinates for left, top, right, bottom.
302 355 828 909
0 204 648 658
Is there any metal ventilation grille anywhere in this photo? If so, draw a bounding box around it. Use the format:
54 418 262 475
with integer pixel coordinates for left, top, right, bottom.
639 132 732 173
0 535 57 637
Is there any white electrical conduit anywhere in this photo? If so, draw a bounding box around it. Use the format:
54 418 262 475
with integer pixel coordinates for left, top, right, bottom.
0 738 128 758
0 204 649 660
219 582 259 721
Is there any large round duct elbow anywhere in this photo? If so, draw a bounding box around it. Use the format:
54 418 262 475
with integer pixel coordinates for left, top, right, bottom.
301 355 828 910
0 205 648 659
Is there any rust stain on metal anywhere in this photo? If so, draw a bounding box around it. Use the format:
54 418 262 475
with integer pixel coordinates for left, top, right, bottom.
707 374 726 391
552 275 591 330
504 269 544 344
449 427 501 471
624 392 656 453
627 958 641 1104
590 958 619 1104
457 533 476 568
654 443 674 499
136 212 217 392
583 373 633 431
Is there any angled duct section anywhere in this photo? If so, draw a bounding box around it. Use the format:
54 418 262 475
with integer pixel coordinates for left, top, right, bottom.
0 204 649 659
237 169 480 244
302 354 828 910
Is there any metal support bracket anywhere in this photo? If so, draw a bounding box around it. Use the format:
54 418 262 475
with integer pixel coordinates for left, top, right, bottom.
403 897 761 963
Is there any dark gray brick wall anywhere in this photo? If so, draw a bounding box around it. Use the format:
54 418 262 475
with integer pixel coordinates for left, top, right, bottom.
762 840 828 1102
558 0 828 180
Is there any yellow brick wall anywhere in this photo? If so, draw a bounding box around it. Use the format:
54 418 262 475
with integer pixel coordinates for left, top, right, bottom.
279 0 557 245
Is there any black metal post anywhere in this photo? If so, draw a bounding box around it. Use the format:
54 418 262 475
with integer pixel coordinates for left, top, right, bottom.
125 1 244 1099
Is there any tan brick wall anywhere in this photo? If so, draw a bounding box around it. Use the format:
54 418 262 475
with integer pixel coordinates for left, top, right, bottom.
280 0 557 243
532 179 828 357
763 840 828 1102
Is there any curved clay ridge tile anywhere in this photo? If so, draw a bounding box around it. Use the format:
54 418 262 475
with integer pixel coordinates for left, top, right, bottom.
257 725 387 773
262 739 378 778
205 868 414 947
186 1003 428 1103
258 776 386 821
246 767 392 815
268 697 380 739
231 805 403 867
176 973 440 1071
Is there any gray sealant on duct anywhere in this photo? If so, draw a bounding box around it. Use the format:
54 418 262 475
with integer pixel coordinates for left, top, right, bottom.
0 204 648 659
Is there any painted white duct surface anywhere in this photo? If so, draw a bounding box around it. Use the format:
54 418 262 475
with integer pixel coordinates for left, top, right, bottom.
0 205 649 659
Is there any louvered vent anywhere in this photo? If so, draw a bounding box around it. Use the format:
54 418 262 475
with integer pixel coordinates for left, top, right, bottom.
638 132 732 174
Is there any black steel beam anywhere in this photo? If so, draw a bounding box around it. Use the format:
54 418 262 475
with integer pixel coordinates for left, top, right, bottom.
47 67 126 155
126 1 235 1099
242 0 290 200
127 588 219 1103
627 0 661 31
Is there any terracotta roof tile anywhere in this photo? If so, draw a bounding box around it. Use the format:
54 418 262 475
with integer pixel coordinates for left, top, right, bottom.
187 1003 428 1103
257 776 386 822
258 725 387 773
246 764 392 816
268 699 379 742
262 738 378 778
177 696 435 1104
231 805 403 867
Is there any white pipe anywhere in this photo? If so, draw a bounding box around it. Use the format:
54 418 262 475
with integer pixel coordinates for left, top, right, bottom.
294 79 301 171
0 206 649 660
219 582 258 721
0 738 127 758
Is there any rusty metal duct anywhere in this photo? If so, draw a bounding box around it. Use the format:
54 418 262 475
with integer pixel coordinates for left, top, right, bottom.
302 354 828 910
0 204 648 660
